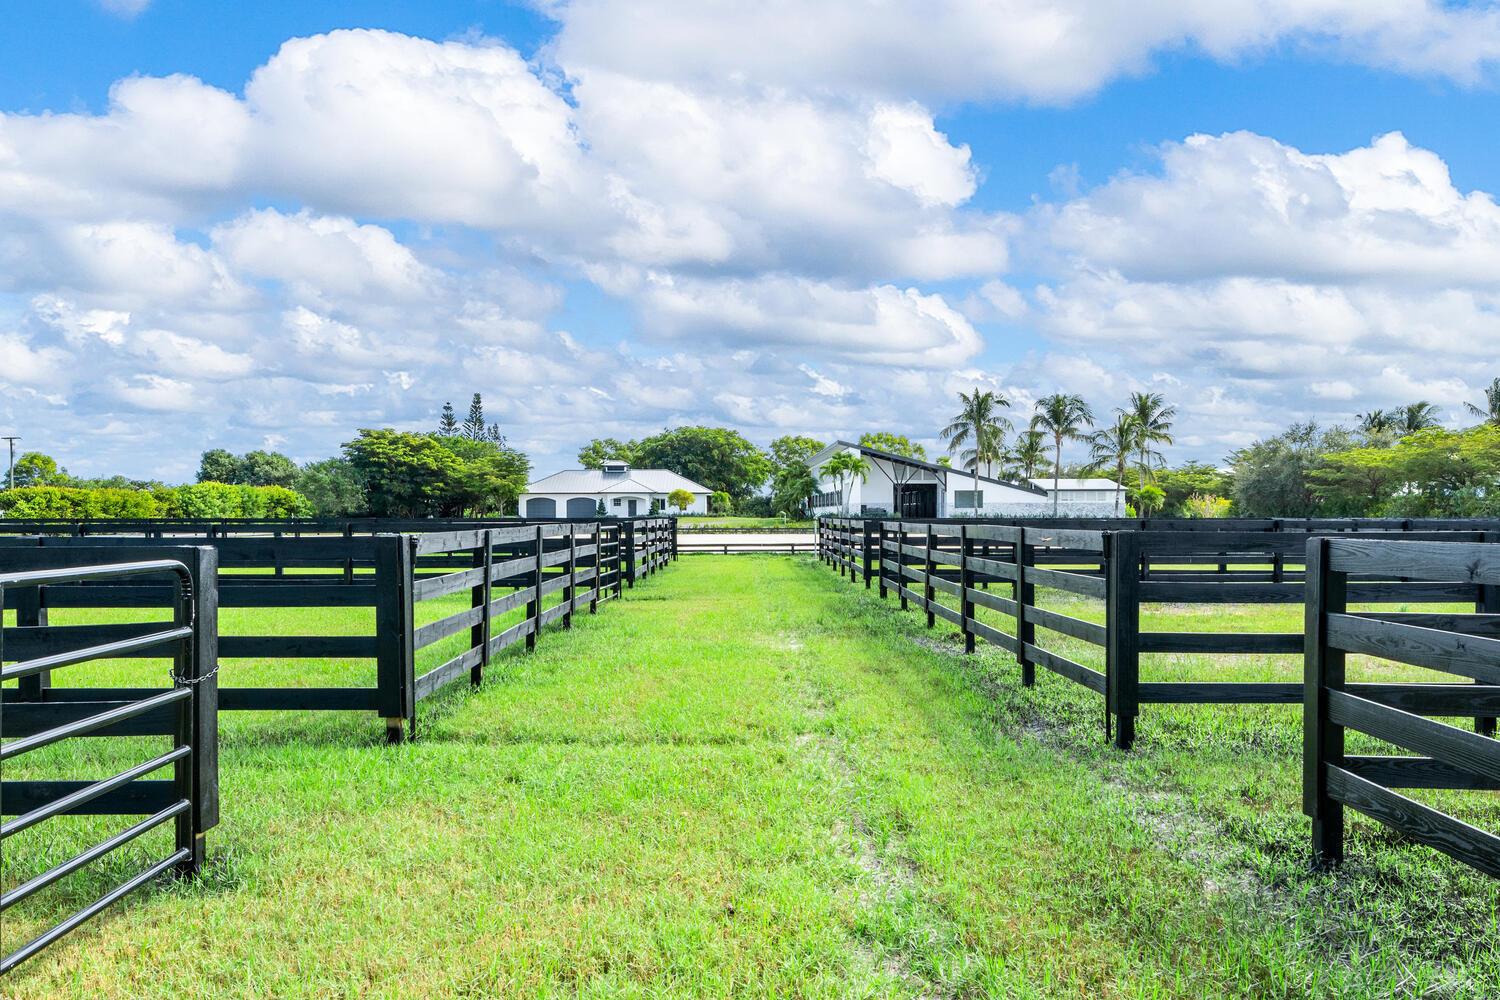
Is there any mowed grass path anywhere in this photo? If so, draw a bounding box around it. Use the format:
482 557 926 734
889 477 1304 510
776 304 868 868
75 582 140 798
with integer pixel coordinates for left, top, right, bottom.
5 556 1498 997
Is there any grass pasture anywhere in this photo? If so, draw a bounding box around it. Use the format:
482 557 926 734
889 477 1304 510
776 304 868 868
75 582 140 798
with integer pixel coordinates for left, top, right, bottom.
3 555 1499 997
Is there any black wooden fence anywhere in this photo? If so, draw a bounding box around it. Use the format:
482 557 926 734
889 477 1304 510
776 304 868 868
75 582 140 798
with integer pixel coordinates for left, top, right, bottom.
0 517 676 742
1 547 218 973
1305 537 1500 876
821 516 1500 748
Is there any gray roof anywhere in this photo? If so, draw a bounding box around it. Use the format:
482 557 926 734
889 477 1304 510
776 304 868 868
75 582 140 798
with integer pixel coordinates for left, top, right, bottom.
1029 478 1122 490
525 468 712 494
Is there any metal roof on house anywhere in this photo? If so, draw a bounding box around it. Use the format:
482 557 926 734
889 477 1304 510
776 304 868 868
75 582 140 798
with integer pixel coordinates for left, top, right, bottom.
525 468 712 494
1028 478 1122 491
810 441 1047 497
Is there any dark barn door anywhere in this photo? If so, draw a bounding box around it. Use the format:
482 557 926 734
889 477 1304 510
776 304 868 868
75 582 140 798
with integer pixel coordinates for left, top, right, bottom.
566 497 597 518
896 484 937 518
525 497 557 518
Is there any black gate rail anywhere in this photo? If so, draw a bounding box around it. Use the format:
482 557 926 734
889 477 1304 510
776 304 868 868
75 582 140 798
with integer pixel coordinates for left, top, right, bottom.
0 518 676 742
1306 537 1500 877
820 516 1500 749
0 549 218 974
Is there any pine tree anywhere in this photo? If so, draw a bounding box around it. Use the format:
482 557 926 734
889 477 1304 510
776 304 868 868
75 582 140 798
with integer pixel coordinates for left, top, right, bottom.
463 393 485 440
485 422 505 445
438 401 459 436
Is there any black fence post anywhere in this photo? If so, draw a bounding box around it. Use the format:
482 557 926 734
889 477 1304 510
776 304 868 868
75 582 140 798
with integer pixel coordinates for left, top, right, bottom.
14 585 48 701
527 525 544 650
877 521 889 599
374 535 414 744
1304 536 1346 866
960 525 975 654
176 545 219 875
1017 533 1035 688
924 524 937 628
589 522 600 613
862 521 874 588
1478 530 1498 737
564 525 577 629
1106 530 1141 750
472 529 492 687
624 520 637 588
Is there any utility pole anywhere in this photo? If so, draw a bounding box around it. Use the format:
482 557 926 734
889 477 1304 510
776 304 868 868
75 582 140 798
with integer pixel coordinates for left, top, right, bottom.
3 436 18 490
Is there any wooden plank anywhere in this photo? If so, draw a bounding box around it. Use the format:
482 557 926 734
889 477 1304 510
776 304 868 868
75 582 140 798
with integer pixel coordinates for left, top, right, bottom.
1024 606 1106 646
1138 681 1301 704
1326 538 1500 584
411 605 484 650
0 780 177 817
1326 766 1500 878
969 619 1018 653
0 699 178 737
220 635 378 658
414 646 485 700
1349 682 1500 715
1026 566 1106 599
1024 642 1107 694
1021 527 1105 552
1354 612 1500 638
412 566 485 601
1327 690 1500 785
1342 755 1500 791
219 687 382 711
1327 613 1500 684
967 587 1016 615
1137 631 1302 654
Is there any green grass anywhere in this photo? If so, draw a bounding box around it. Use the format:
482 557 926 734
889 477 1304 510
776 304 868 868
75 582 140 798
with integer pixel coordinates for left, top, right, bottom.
4 556 1500 997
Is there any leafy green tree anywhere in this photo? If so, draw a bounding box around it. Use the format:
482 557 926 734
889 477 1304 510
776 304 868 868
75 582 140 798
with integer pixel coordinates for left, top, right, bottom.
940 388 1012 506
1130 483 1166 517
768 435 825 472
858 432 927 461
667 488 694 512
1465 378 1500 426
823 452 869 513
239 450 300 487
11 451 69 488
1229 423 1355 517
437 435 531 515
633 426 771 500
438 401 459 435
1182 493 1231 518
709 490 733 514
295 459 367 516
1155 463 1232 517
1315 424 1500 517
1030 394 1093 515
1123 391 1175 490
578 438 639 469
343 429 465 517
197 449 241 484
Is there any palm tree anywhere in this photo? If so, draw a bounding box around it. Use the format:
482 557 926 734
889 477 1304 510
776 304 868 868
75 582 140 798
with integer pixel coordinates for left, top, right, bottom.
941 388 1012 510
1005 430 1050 481
1357 409 1393 434
1124 391 1175 491
1030 393 1094 516
823 452 869 514
1465 378 1500 425
960 427 1006 480
1088 413 1136 516
1395 401 1440 434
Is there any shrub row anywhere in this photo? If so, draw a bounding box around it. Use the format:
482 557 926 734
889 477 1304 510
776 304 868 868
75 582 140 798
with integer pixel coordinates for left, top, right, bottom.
0 483 313 519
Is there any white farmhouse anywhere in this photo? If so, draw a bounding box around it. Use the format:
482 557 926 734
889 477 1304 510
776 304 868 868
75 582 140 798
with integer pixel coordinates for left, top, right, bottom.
520 461 712 517
807 441 1046 518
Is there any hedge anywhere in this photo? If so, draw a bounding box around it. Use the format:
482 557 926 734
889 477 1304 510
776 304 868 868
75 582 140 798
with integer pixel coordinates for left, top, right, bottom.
0 483 314 519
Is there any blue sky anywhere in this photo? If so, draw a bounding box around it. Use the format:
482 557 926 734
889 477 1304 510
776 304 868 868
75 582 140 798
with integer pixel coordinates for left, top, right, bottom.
4 1 1500 481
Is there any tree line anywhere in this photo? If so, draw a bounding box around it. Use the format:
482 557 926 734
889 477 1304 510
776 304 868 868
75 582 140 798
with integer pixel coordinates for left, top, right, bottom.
0 393 530 519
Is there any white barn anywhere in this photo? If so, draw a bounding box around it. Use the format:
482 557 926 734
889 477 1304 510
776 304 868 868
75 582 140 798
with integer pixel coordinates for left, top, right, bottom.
807 441 1046 518
520 461 712 518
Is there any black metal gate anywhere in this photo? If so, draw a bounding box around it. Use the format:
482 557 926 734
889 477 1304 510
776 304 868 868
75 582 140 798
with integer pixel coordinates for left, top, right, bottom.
1 547 218 975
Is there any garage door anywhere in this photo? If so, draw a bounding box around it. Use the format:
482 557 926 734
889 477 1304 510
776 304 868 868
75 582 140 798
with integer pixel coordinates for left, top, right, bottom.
525 497 556 518
566 497 597 518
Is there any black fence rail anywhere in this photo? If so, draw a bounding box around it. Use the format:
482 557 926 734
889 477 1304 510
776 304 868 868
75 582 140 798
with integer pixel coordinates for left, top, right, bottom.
820 516 1500 749
0 548 218 973
0 517 676 742
1305 537 1500 877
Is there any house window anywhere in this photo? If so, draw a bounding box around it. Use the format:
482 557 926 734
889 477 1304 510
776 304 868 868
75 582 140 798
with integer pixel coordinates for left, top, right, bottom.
612 498 622 507
955 490 983 509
